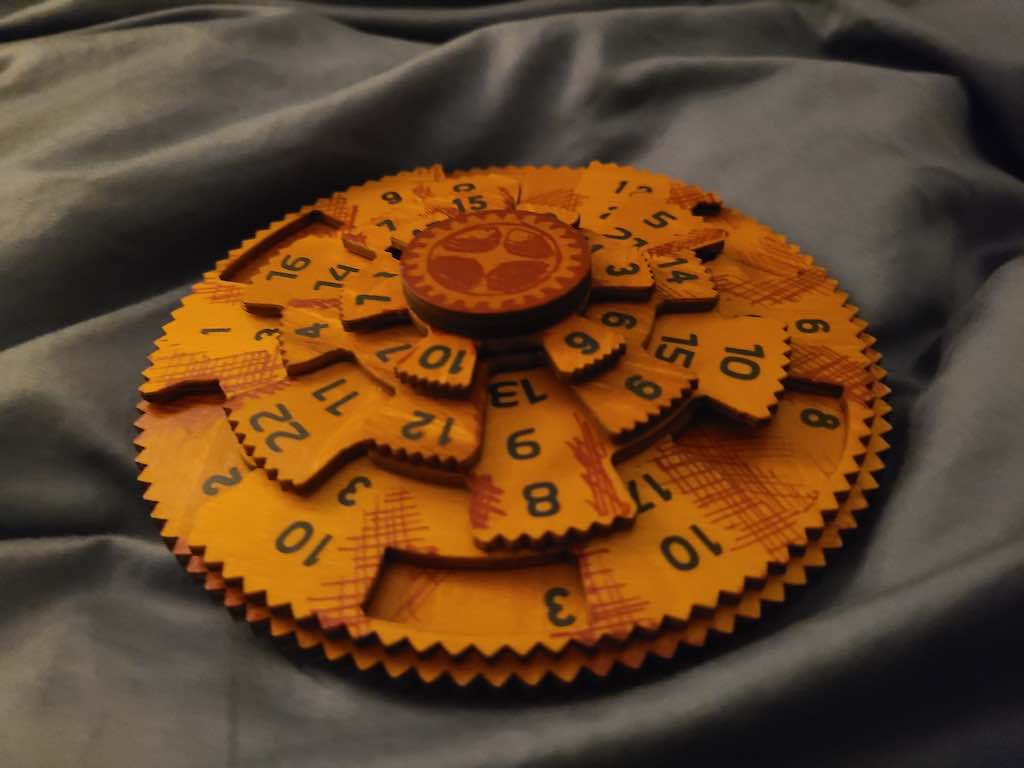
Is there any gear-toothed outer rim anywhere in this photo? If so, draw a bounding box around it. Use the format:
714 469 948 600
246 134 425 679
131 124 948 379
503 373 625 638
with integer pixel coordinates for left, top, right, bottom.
135 165 888 681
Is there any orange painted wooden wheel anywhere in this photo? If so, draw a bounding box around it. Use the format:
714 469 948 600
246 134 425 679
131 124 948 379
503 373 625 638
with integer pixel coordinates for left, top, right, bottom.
136 162 890 686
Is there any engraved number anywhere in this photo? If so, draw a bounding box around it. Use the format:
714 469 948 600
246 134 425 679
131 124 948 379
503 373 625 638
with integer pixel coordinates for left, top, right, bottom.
355 294 390 305
488 379 548 408
606 262 640 277
614 180 653 195
314 263 360 291
266 253 311 281
524 482 560 517
600 311 637 330
275 521 332 566
720 344 764 381
565 331 599 355
642 210 677 228
795 318 831 334
506 428 541 460
295 322 328 338
661 525 723 571
401 410 455 446
375 342 413 362
627 473 672 513
655 334 698 368
337 475 372 507
249 404 309 453
625 374 662 400
451 195 487 213
544 587 576 627
312 378 359 416
604 226 647 247
800 408 840 429
202 467 242 496
417 344 467 375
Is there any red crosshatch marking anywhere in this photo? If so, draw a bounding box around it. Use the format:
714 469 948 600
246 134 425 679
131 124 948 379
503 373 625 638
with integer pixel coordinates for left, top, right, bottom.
667 182 721 211
343 231 369 248
288 297 343 311
319 195 357 229
411 183 436 200
524 189 585 211
567 412 631 519
386 568 448 624
715 267 832 306
790 344 873 403
728 233 810 276
468 473 506 530
646 228 726 259
311 490 436 636
554 546 653 642
192 281 245 304
146 348 282 397
653 429 819 560
228 377 292 402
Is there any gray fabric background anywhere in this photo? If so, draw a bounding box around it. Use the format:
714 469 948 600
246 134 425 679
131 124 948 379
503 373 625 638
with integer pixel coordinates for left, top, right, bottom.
2 1 1023 765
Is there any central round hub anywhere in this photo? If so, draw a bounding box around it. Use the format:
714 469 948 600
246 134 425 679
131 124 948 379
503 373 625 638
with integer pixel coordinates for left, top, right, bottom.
401 209 590 337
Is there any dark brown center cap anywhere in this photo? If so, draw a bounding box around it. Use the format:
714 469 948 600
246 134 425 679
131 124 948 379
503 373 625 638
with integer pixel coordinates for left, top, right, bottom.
401 210 591 337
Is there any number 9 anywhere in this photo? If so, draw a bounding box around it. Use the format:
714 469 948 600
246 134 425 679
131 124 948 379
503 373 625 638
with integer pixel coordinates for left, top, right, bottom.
601 311 637 329
795 318 830 333
565 331 599 355
625 374 662 400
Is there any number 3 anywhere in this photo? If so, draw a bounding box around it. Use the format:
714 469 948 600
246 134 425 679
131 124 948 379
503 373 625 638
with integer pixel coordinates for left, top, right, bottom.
544 587 576 627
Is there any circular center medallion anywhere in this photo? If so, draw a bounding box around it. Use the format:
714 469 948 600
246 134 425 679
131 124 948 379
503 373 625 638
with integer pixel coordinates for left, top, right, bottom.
401 209 590 336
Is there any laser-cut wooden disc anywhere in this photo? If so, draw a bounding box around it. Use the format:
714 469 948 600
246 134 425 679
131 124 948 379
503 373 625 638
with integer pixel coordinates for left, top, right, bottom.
136 163 887 686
